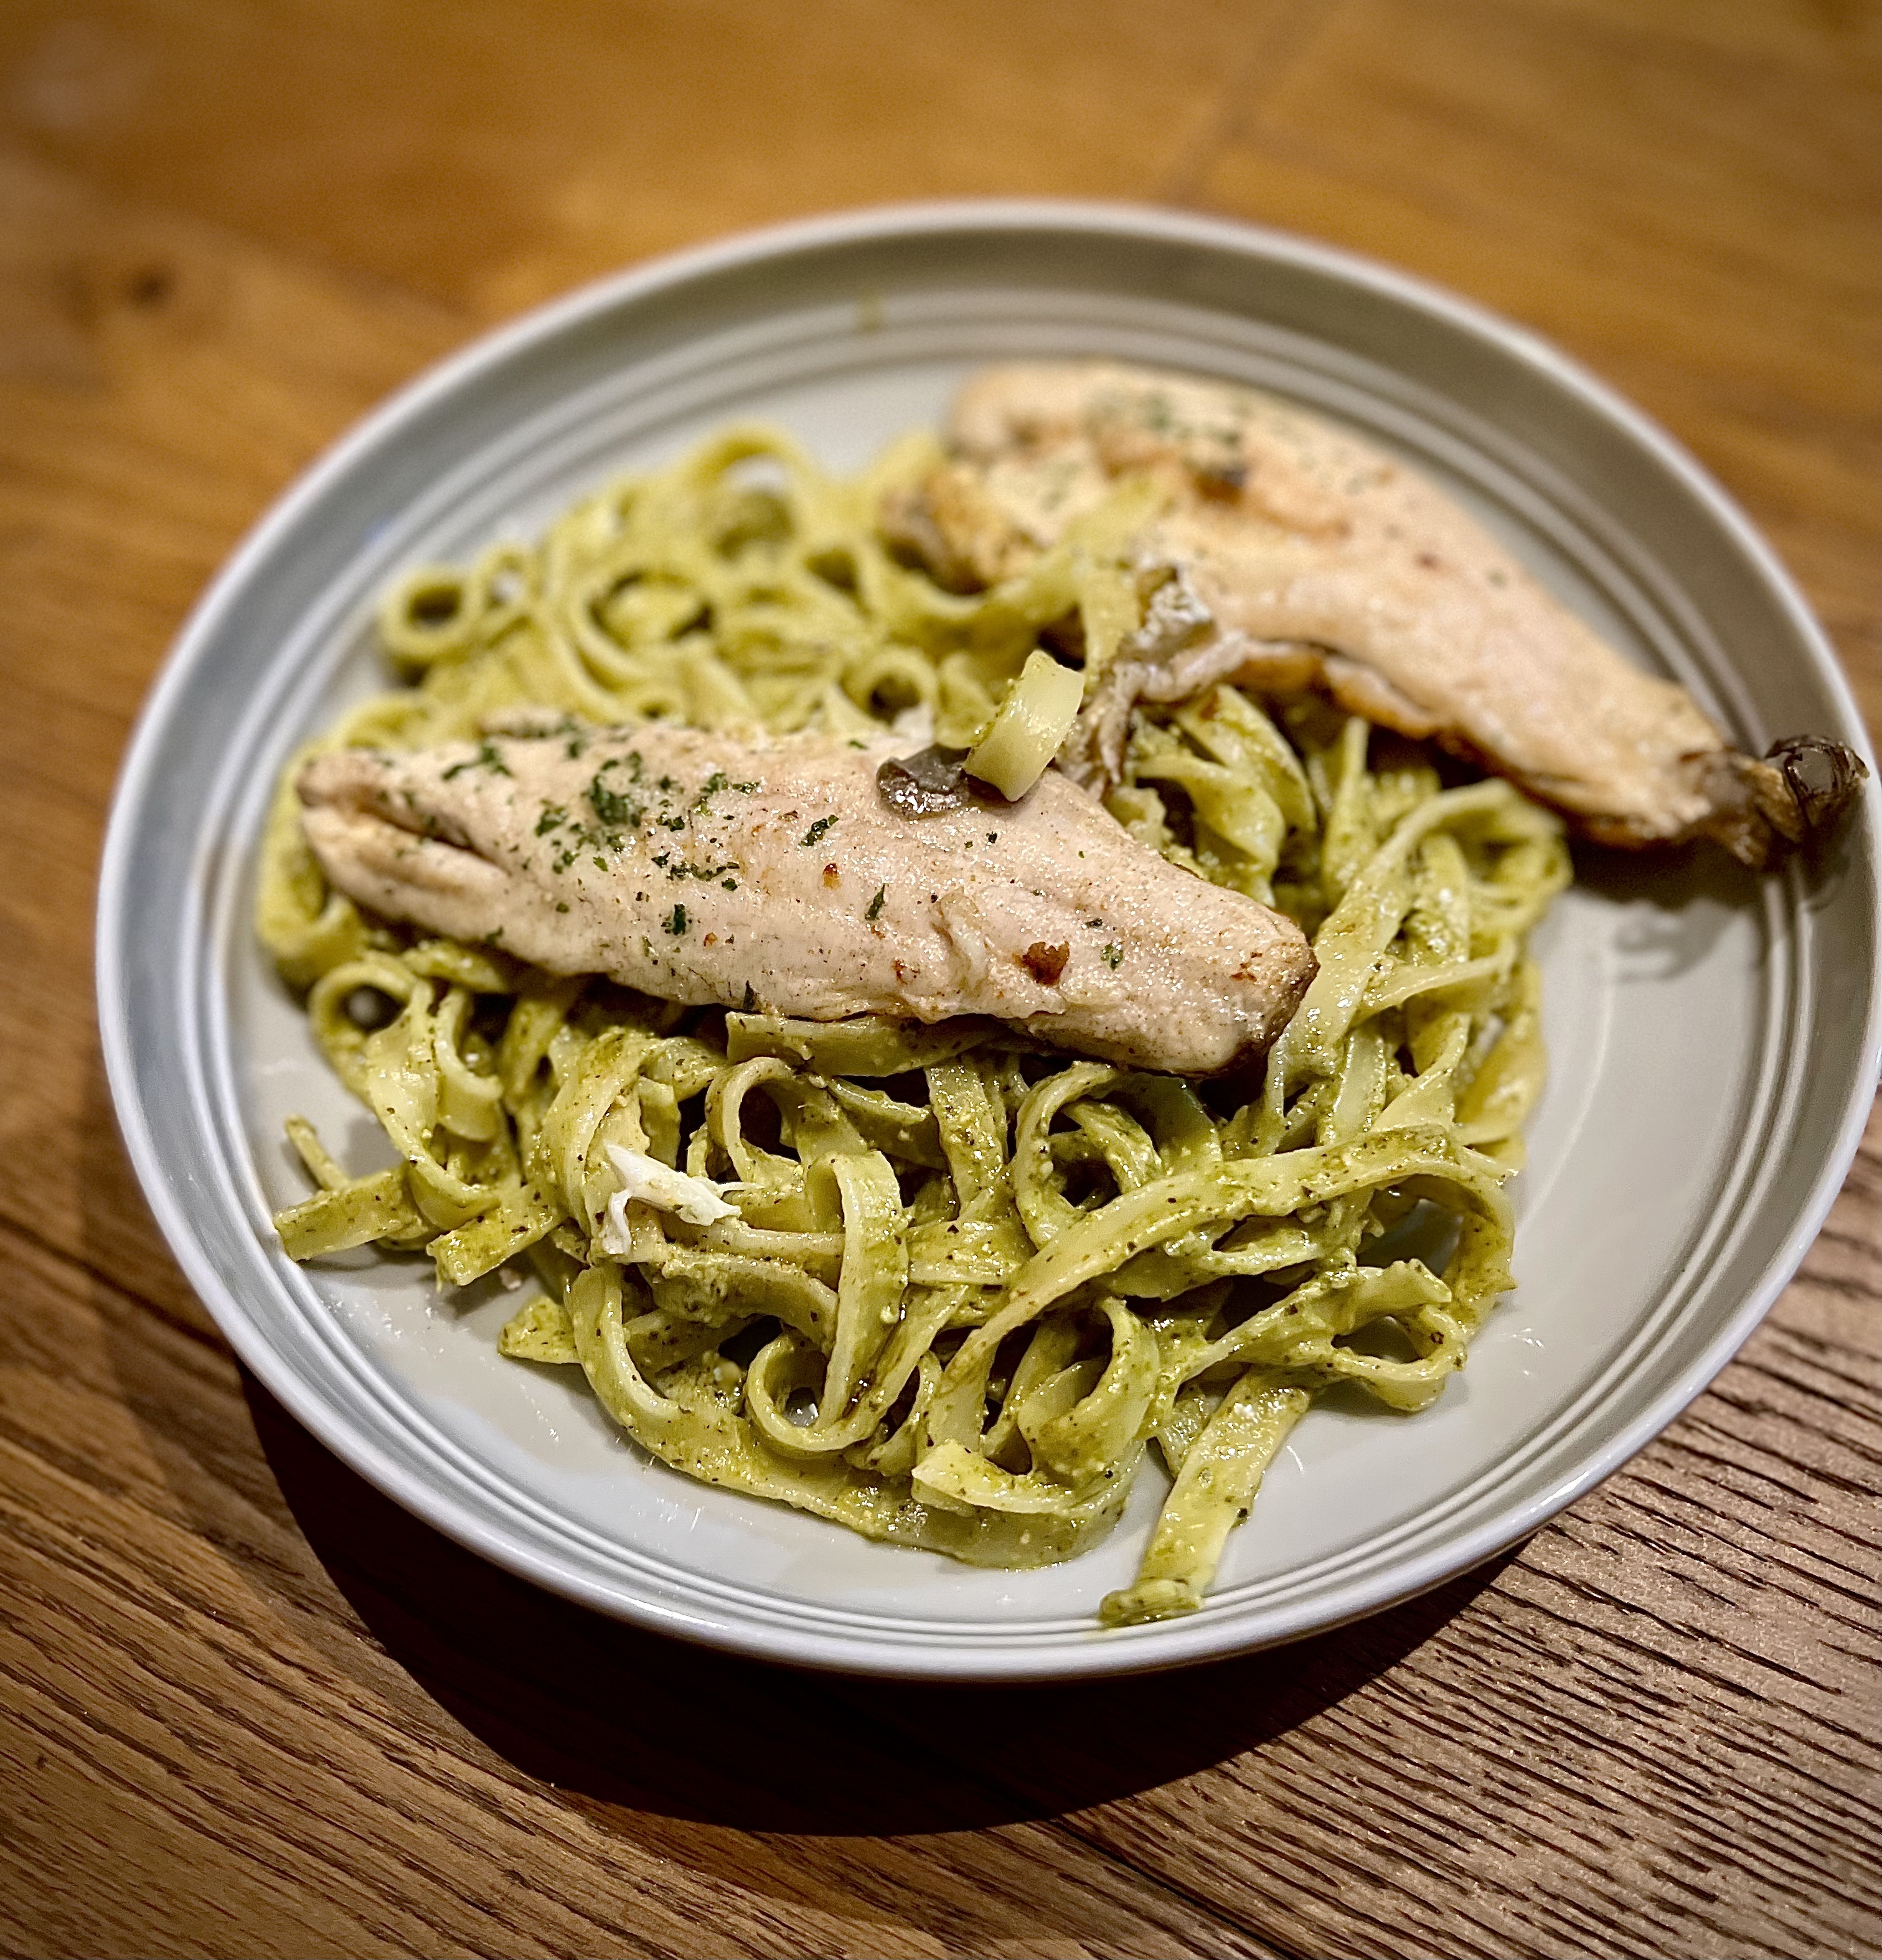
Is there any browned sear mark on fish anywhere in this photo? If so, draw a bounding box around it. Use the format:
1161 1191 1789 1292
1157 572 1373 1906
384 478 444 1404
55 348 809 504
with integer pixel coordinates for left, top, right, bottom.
1020 940 1070 985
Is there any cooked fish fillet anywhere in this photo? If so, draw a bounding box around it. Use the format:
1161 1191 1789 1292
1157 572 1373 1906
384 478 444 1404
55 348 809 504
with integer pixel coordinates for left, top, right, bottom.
296 723 1315 1076
882 361 1864 866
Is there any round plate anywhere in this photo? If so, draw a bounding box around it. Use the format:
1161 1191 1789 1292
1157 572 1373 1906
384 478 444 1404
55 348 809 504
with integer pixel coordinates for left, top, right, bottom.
97 202 1880 1679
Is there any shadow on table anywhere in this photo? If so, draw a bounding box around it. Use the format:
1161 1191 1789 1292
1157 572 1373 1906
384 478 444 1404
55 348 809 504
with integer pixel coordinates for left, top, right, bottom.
247 1370 1517 1837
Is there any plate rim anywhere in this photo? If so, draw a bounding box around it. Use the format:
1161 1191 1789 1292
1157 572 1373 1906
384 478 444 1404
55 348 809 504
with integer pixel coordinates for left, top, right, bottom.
96 197 1882 1679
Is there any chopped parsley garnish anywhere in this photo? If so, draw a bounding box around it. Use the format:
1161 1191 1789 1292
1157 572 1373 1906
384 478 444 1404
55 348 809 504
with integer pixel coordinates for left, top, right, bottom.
588 773 641 828
1101 943 1124 970
657 854 736 881
665 904 688 935
800 814 839 847
722 878 738 891
534 804 567 836
865 886 886 921
441 740 512 781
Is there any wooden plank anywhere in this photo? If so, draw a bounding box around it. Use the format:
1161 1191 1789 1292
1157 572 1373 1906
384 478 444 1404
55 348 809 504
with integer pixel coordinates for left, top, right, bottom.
0 151 465 1308
0 0 1290 319
0 1220 1282 1960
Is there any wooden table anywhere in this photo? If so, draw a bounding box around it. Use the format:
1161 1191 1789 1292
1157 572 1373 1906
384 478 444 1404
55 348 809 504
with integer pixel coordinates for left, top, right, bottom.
2 4 1875 1955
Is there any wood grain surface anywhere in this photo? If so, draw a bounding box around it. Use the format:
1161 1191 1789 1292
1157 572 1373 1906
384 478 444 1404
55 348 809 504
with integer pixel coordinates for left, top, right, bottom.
0 3 1876 1956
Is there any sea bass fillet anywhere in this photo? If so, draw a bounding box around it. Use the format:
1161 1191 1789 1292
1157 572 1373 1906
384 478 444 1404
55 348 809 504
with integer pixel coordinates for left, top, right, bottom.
296 723 1315 1075
882 362 1864 866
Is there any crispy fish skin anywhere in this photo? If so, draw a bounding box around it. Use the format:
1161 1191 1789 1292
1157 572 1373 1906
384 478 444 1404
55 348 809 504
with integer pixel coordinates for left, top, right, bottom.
882 361 1865 866
296 724 1315 1076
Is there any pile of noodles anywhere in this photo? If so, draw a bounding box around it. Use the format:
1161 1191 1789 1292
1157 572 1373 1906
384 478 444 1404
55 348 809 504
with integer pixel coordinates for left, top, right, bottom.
258 428 1569 1625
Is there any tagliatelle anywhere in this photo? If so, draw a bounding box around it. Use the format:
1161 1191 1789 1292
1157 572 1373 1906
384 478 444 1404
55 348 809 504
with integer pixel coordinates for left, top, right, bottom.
965 648 1086 799
258 424 1571 1625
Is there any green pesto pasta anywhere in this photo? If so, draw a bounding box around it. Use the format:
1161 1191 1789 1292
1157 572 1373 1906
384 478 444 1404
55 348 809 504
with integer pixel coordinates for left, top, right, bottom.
258 425 1571 1625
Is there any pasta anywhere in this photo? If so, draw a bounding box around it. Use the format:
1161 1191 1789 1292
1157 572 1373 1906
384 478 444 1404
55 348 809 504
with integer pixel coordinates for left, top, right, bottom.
259 424 1570 1625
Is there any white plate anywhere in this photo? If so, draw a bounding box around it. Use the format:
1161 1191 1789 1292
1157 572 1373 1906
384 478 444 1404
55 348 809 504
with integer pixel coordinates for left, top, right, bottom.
97 202 1880 1679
